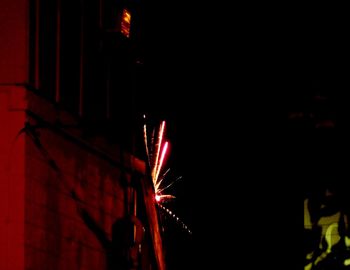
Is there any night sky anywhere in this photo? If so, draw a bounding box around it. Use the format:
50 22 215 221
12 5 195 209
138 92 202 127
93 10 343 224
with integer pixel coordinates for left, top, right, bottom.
131 4 198 269
138 3 285 268
135 2 350 269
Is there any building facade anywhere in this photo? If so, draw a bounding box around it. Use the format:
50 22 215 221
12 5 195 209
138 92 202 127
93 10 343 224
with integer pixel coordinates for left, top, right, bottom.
0 0 165 269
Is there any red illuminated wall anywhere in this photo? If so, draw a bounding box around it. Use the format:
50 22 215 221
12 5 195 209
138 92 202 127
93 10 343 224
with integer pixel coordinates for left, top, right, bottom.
0 88 165 270
0 0 29 267
0 90 164 270
25 93 126 269
0 87 26 270
0 0 28 84
0 0 166 269
2 86 165 270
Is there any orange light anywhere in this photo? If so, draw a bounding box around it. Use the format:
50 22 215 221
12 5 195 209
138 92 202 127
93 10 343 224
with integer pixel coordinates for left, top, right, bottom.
123 12 131 24
121 9 131 38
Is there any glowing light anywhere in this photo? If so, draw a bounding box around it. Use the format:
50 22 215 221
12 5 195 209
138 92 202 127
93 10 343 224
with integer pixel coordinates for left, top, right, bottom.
345 258 350 266
143 116 192 235
157 176 182 194
346 236 350 247
143 123 150 168
157 203 192 235
155 141 168 183
144 119 173 202
152 121 165 182
325 223 339 253
155 168 170 192
123 11 131 23
121 9 131 38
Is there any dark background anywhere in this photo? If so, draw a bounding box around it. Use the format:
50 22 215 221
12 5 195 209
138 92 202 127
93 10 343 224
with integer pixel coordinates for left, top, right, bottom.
140 3 285 269
138 2 349 269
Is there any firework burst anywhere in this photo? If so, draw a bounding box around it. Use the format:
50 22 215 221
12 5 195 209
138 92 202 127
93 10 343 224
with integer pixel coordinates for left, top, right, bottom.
143 116 173 202
143 115 192 235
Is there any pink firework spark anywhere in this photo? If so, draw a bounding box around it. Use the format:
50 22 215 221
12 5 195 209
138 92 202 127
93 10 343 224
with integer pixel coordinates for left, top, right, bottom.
142 115 192 235
143 118 173 202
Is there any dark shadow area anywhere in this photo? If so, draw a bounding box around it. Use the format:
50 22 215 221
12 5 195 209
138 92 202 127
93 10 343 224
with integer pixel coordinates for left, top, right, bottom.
75 202 143 270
